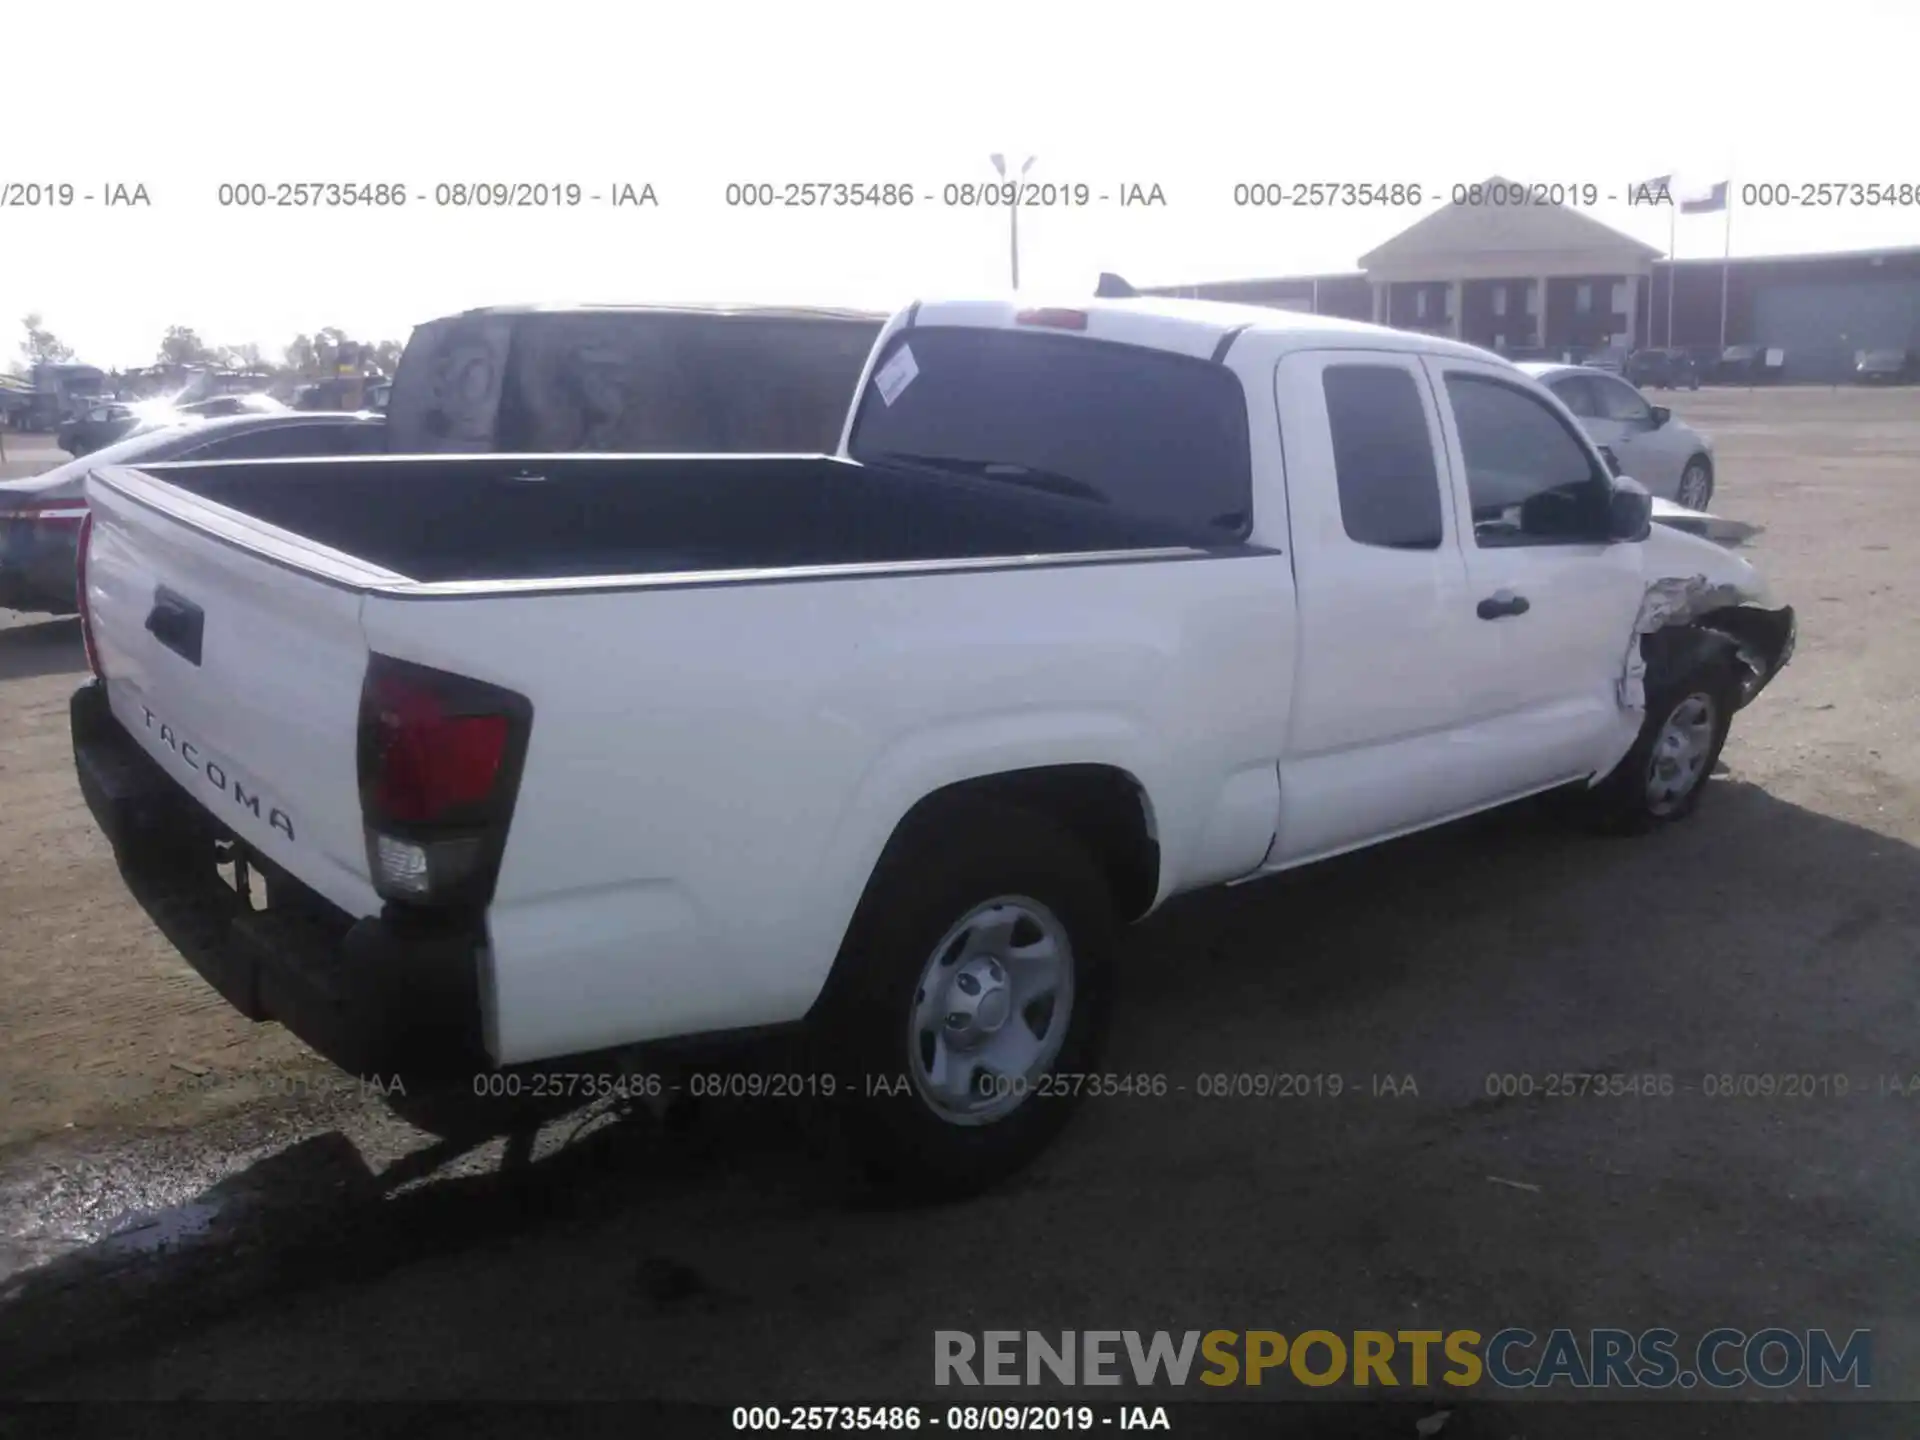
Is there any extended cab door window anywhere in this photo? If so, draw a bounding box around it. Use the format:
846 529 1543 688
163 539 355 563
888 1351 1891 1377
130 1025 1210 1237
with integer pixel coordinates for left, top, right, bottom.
1323 364 1445 549
1440 372 1612 547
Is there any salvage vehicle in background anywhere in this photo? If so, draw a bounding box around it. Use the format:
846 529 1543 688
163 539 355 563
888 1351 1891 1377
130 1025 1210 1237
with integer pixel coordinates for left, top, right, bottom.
1 411 384 613
1577 344 1629 376
1521 362 1718 509
174 394 289 420
68 295 1794 1197
57 402 143 457
1854 348 1918 385
1711 345 1785 384
385 302 885 455
1625 347 1702 391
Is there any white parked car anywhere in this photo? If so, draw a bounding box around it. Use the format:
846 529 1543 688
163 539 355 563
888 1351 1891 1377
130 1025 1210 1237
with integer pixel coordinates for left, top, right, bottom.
69 296 1795 1196
1519 362 1718 510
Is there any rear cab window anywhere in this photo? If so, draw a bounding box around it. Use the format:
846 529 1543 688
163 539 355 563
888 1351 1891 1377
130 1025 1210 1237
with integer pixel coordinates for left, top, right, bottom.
845 325 1253 541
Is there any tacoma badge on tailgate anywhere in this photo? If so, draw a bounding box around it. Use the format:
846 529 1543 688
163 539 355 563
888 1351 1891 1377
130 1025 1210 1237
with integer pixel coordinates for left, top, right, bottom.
138 705 296 840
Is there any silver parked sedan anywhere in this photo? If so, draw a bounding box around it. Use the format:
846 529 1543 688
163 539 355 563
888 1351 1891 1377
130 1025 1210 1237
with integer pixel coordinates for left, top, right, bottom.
1519 362 1718 510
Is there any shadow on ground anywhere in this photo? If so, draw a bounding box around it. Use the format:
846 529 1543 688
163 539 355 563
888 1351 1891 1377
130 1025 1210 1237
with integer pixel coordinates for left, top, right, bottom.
0 615 84 682
2 779 1916 1407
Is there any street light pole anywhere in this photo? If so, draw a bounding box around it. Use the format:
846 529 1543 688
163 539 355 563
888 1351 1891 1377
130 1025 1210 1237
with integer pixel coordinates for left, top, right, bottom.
989 152 1036 290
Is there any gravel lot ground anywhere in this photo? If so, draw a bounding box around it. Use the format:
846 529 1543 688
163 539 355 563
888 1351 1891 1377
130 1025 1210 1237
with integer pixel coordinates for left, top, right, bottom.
0 429 68 483
1 389 1917 1421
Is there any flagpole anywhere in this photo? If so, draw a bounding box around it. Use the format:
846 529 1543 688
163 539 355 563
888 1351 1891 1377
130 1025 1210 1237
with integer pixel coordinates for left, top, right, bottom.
1666 200 1677 346
1718 177 1734 352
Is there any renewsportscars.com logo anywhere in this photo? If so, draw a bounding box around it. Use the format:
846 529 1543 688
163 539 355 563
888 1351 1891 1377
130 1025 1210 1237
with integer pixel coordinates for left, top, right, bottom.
934 1328 1873 1391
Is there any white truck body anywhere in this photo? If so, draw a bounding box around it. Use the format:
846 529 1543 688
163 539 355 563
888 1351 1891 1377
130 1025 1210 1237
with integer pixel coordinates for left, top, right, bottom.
72 294 1795 1192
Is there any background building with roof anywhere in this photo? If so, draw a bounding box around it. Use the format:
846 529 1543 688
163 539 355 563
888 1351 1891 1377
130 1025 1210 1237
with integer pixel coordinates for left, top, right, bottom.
1142 178 1920 382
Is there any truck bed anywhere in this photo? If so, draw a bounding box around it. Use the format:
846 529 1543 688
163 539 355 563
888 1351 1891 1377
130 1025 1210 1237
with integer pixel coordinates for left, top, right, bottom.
128 453 1213 585
80 443 1292 1062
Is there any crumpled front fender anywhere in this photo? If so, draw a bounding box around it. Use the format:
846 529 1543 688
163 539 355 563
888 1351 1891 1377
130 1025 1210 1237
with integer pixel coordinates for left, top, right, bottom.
1589 528 1796 784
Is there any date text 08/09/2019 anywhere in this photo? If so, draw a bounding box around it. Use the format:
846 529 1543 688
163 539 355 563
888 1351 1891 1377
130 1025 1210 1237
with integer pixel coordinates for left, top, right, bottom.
732 1406 1164 1432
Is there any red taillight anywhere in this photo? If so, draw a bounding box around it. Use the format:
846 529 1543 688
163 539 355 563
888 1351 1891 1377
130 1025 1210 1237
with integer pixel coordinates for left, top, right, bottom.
365 674 510 823
357 655 531 908
1015 308 1089 331
75 510 104 678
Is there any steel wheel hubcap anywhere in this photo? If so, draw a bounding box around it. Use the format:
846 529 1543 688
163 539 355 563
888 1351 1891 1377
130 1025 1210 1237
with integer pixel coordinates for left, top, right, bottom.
907 896 1073 1126
1646 692 1716 814
1679 465 1711 509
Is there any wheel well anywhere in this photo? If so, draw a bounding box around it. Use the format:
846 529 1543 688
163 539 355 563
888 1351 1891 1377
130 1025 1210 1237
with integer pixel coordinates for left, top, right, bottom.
1642 622 1737 693
895 765 1161 922
1687 451 1714 473
1644 605 1791 709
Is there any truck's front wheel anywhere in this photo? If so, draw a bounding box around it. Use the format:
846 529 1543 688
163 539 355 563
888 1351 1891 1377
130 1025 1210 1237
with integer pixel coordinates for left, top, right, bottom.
819 798 1116 1199
1575 647 1740 833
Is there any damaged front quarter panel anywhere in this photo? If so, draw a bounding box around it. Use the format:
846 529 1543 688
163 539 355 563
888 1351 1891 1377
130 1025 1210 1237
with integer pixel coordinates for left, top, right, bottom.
1616 574 1756 710
1597 527 1798 780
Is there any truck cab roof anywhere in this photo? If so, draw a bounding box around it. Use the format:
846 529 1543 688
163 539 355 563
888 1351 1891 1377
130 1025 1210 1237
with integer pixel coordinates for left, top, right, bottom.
904 294 1501 366
449 301 889 323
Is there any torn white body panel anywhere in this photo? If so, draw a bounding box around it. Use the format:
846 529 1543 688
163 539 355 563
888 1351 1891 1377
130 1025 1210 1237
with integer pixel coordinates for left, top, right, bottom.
1580 523 1784 783
1616 575 1755 710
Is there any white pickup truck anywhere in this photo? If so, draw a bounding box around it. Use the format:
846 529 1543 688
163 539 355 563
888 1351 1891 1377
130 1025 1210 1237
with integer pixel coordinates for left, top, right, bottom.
70 295 1795 1196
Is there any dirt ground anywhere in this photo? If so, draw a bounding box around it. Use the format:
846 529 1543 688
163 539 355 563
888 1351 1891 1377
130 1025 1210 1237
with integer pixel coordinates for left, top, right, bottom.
0 429 68 483
2 388 1919 1415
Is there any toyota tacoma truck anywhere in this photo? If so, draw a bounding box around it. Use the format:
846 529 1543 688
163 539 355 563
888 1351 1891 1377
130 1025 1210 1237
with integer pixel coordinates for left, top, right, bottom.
68 296 1795 1196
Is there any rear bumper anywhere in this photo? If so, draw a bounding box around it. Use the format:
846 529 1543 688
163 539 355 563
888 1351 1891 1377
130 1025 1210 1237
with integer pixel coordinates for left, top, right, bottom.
71 679 488 1081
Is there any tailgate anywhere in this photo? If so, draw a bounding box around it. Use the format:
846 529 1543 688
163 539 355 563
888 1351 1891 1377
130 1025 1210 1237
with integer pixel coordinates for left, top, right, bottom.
83 469 382 917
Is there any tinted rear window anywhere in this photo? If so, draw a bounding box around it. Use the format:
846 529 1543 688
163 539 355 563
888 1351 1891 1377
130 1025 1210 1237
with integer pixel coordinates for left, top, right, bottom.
846 326 1252 538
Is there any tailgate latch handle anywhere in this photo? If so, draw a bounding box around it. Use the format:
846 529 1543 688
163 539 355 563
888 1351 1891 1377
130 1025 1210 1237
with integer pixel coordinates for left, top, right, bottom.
145 587 205 667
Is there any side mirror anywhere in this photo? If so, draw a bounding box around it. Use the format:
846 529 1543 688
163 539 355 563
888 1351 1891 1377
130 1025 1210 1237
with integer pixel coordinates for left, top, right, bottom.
1597 444 1624 477
1607 475 1652 543
1649 405 1671 428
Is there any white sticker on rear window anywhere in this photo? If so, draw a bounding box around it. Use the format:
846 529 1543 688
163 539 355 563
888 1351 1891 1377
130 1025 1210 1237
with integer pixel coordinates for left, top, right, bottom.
872 344 919 406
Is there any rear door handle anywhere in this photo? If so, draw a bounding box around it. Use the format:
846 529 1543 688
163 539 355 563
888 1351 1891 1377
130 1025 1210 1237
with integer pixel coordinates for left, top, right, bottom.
146 586 205 666
1477 590 1531 620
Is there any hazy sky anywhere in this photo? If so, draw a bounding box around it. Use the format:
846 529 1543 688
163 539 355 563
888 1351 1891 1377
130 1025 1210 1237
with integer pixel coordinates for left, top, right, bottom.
5 0 1918 368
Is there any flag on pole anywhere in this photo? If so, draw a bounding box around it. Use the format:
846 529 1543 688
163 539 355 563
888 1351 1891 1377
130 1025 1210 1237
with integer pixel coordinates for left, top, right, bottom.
1635 176 1679 345
1678 180 1730 214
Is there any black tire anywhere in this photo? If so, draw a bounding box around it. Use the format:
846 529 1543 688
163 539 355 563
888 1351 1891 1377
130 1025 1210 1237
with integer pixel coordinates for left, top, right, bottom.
1571 644 1741 835
812 796 1116 1200
1677 454 1715 510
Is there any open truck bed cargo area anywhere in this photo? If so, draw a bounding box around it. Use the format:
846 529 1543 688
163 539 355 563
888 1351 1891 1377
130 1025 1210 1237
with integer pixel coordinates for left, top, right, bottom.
123 453 1229 586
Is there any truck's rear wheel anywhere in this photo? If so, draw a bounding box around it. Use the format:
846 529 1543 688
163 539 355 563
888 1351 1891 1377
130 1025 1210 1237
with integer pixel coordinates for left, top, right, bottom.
817 797 1115 1199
